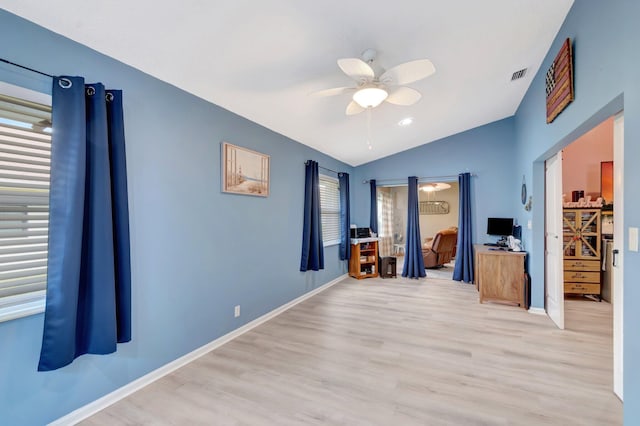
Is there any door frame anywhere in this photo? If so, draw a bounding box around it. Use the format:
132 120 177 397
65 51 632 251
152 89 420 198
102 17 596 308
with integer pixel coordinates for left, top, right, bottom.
613 112 624 400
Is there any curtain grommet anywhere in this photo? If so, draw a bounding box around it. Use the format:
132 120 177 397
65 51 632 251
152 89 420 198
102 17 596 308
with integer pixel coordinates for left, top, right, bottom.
58 78 73 89
106 92 114 102
86 86 96 96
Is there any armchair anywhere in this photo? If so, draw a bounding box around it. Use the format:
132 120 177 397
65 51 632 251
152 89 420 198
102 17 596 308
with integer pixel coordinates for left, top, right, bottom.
422 228 458 268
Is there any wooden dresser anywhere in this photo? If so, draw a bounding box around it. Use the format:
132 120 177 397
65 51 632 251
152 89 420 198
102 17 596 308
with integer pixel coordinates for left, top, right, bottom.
562 208 601 300
474 245 527 309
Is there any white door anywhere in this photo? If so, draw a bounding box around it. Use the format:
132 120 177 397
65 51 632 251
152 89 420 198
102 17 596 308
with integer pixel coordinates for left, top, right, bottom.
545 152 564 329
613 113 624 400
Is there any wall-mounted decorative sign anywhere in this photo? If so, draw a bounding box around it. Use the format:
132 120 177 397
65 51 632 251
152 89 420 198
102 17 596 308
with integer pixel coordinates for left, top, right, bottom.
545 38 574 124
222 142 270 197
419 201 449 215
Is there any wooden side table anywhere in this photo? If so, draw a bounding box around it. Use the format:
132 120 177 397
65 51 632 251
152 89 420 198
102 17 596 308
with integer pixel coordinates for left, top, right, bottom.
349 238 379 279
474 245 527 309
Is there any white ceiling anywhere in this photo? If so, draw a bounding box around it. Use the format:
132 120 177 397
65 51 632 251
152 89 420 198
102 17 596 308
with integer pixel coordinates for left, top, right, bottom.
0 0 574 166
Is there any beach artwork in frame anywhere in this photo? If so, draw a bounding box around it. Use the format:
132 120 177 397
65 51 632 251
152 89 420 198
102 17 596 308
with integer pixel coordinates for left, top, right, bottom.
222 142 270 197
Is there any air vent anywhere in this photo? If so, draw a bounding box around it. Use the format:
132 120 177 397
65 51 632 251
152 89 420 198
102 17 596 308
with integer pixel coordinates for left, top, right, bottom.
511 68 527 81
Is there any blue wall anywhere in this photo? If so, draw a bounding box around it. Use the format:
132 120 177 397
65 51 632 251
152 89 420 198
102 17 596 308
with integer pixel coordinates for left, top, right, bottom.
0 10 352 425
512 0 639 422
352 118 516 246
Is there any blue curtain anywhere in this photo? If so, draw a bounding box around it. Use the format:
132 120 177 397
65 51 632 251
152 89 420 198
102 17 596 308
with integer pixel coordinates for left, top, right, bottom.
453 172 474 283
38 77 131 371
338 172 351 261
369 179 378 234
402 176 426 278
300 160 324 271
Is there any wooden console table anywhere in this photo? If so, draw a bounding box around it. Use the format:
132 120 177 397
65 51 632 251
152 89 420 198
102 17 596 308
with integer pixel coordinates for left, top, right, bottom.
474 245 527 309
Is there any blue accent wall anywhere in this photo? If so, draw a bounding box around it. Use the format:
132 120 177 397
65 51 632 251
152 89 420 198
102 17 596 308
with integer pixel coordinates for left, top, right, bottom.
0 10 352 425
512 0 639 422
352 118 516 246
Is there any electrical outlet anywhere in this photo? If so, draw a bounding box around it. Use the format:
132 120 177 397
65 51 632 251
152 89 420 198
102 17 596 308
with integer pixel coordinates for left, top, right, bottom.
234 305 240 318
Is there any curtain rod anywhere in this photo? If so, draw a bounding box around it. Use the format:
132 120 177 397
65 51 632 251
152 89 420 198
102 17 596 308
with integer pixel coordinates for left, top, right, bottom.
0 57 53 79
362 173 476 184
304 160 340 175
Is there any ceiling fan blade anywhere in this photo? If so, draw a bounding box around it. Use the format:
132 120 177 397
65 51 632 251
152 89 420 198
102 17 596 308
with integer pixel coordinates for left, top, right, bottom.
386 87 422 106
380 59 436 85
337 58 375 83
309 87 355 97
346 100 365 115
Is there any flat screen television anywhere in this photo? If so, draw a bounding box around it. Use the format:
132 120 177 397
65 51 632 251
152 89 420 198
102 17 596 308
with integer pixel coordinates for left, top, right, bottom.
487 217 514 237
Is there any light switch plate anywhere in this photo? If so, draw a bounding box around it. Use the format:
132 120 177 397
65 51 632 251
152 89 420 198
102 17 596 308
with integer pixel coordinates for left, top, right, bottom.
527 220 532 230
630 227 639 252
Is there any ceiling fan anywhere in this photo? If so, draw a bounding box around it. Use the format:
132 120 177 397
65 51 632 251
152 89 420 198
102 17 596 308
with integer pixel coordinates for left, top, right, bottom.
420 182 451 192
313 48 436 115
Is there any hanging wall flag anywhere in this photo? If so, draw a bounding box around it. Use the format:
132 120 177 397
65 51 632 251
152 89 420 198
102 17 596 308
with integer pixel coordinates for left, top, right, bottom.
545 38 574 124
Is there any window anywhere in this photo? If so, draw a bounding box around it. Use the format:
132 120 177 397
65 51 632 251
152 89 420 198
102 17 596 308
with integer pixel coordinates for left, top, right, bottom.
319 174 340 246
377 187 394 256
0 84 51 322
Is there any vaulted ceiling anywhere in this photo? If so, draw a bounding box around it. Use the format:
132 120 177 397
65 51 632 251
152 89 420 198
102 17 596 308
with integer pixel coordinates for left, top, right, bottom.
0 0 574 165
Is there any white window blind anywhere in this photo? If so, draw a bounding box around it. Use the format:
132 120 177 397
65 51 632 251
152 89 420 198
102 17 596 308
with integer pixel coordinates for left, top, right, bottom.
0 92 51 304
319 174 340 245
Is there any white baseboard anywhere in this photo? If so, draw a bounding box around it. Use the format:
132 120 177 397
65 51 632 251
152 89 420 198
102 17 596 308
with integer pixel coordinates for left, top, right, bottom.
528 307 547 315
49 274 348 426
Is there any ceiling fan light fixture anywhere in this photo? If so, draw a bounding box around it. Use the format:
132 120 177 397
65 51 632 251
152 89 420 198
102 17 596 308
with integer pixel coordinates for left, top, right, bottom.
420 182 452 192
353 86 388 108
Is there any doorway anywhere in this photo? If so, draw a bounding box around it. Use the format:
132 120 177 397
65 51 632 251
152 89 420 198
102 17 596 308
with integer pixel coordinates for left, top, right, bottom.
545 113 623 400
560 116 614 326
377 181 459 277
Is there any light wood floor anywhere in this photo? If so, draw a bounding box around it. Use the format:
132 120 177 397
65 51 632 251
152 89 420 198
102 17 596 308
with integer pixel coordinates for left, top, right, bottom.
82 276 622 425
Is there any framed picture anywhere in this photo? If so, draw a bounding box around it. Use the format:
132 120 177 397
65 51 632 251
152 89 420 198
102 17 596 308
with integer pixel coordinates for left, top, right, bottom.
222 142 270 197
601 161 613 203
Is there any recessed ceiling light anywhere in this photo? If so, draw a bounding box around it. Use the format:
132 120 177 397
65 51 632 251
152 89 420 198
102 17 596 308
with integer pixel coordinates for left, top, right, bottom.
398 117 413 126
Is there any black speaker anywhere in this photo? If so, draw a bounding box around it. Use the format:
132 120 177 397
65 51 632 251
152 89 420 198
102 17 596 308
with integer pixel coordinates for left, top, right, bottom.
512 225 522 240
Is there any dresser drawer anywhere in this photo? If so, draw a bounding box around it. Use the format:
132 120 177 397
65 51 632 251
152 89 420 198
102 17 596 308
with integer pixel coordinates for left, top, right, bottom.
564 270 600 283
564 283 600 294
563 259 600 271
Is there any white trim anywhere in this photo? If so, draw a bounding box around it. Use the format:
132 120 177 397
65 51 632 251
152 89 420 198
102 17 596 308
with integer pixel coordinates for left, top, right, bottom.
323 239 341 247
49 274 348 426
0 81 52 105
0 291 45 323
528 307 547 315
613 112 624 400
